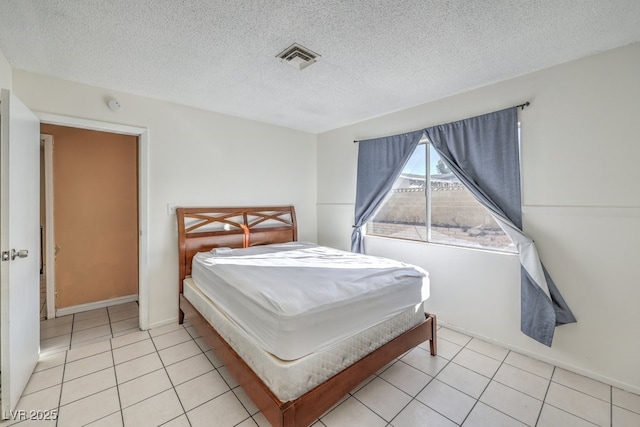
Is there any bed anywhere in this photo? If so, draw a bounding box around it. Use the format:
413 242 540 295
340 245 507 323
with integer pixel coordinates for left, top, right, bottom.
177 206 437 427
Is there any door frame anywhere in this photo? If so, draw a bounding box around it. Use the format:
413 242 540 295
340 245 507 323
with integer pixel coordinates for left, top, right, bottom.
42 134 54 319
38 112 150 330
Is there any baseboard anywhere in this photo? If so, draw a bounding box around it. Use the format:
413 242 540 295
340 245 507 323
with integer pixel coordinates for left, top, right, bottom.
55 294 138 317
148 317 179 330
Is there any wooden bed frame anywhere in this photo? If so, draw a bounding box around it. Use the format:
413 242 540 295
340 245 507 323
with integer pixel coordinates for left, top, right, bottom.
177 206 437 427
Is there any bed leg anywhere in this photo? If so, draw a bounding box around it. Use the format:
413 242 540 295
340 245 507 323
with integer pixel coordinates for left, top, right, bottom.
429 314 437 356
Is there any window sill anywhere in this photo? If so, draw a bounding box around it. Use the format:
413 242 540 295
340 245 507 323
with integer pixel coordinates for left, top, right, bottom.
364 234 519 257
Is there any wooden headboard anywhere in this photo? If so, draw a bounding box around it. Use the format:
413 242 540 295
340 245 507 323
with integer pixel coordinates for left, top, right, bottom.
176 206 297 291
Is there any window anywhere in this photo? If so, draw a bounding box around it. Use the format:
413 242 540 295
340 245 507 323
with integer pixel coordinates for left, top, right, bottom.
367 140 516 253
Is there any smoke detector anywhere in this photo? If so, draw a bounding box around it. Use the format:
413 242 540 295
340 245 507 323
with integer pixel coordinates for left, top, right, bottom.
107 98 121 111
276 43 320 70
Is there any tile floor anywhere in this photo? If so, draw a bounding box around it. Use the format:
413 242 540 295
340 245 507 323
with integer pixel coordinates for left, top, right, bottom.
38 274 140 354
4 303 640 426
39 302 140 355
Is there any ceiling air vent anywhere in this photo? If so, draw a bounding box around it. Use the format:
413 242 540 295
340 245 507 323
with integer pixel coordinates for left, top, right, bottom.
276 43 320 70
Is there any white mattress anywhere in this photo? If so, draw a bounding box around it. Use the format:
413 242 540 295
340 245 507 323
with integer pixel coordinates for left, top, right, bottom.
183 278 425 402
191 241 429 360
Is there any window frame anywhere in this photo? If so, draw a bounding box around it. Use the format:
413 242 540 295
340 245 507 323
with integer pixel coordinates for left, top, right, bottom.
367 138 516 254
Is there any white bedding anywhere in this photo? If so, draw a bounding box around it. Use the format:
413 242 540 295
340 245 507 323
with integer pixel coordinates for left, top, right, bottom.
183 278 426 402
191 241 429 360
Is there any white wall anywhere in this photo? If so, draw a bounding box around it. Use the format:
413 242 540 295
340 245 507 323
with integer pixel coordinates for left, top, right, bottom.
12 71 318 328
0 48 12 89
317 43 640 393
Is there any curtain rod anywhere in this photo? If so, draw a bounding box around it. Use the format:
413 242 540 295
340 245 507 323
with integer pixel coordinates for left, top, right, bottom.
353 101 530 143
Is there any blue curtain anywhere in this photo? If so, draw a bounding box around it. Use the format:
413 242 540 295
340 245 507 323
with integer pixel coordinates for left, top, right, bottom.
424 107 576 346
351 131 423 253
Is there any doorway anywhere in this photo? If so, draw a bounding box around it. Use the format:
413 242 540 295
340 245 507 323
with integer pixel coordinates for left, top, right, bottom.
37 113 149 330
41 124 138 316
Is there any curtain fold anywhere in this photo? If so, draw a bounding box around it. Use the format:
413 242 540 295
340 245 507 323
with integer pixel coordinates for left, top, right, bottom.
351 131 423 253
424 107 575 346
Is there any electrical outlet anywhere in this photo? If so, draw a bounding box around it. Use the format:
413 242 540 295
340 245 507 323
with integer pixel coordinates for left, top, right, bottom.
167 203 178 215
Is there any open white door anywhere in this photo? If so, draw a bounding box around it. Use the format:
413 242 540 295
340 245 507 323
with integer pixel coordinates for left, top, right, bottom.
0 89 40 416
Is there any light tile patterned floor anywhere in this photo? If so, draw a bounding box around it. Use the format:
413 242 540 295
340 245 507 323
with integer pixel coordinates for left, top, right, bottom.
3 303 640 426
39 302 141 355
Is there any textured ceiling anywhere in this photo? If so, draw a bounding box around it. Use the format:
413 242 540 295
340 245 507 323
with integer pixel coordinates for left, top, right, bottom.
1 1 639 133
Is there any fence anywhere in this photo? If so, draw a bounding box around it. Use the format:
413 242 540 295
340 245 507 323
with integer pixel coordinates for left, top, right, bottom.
370 183 515 251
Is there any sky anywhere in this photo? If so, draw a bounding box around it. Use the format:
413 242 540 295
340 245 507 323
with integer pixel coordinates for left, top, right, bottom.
403 143 440 175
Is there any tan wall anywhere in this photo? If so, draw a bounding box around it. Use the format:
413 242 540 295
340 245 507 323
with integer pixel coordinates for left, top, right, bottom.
42 124 138 308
